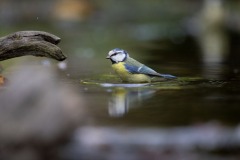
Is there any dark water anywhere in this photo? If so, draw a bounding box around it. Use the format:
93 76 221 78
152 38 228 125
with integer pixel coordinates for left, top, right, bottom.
1 1 240 159
59 49 240 159
68 55 240 127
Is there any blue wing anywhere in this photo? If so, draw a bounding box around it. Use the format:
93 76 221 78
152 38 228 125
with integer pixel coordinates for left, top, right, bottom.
124 64 139 74
124 63 176 79
124 63 158 76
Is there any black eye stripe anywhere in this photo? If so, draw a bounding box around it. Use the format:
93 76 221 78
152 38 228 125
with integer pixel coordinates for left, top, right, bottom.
111 53 117 57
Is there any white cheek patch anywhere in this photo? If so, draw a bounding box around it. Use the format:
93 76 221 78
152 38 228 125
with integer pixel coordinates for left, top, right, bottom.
112 53 125 62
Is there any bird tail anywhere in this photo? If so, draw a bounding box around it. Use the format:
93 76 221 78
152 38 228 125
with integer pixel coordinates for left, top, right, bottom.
158 73 176 79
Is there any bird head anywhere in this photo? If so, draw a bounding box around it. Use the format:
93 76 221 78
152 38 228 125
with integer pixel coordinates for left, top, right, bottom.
106 48 128 63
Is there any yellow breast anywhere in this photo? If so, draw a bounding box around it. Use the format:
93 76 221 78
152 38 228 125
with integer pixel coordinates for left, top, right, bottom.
112 62 151 83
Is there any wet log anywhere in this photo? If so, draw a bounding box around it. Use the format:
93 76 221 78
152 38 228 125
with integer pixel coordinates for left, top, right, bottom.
0 31 66 61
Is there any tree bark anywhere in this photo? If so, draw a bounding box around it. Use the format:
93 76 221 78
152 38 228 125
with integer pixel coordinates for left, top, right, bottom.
0 31 66 61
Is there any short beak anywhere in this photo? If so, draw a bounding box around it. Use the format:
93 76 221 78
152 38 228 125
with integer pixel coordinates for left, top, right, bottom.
106 55 110 59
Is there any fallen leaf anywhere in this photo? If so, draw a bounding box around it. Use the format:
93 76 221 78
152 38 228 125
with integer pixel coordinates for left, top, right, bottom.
0 75 5 86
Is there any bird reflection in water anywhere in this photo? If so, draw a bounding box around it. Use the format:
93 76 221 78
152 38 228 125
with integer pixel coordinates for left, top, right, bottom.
108 87 156 117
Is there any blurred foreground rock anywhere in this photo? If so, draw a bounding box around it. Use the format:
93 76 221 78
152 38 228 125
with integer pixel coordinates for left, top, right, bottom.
63 123 240 160
0 64 84 160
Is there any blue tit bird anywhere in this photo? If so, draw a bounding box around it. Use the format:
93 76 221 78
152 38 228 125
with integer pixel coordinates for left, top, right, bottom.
106 48 176 83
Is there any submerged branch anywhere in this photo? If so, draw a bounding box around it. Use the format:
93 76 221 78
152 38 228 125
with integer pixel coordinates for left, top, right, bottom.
0 31 66 61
